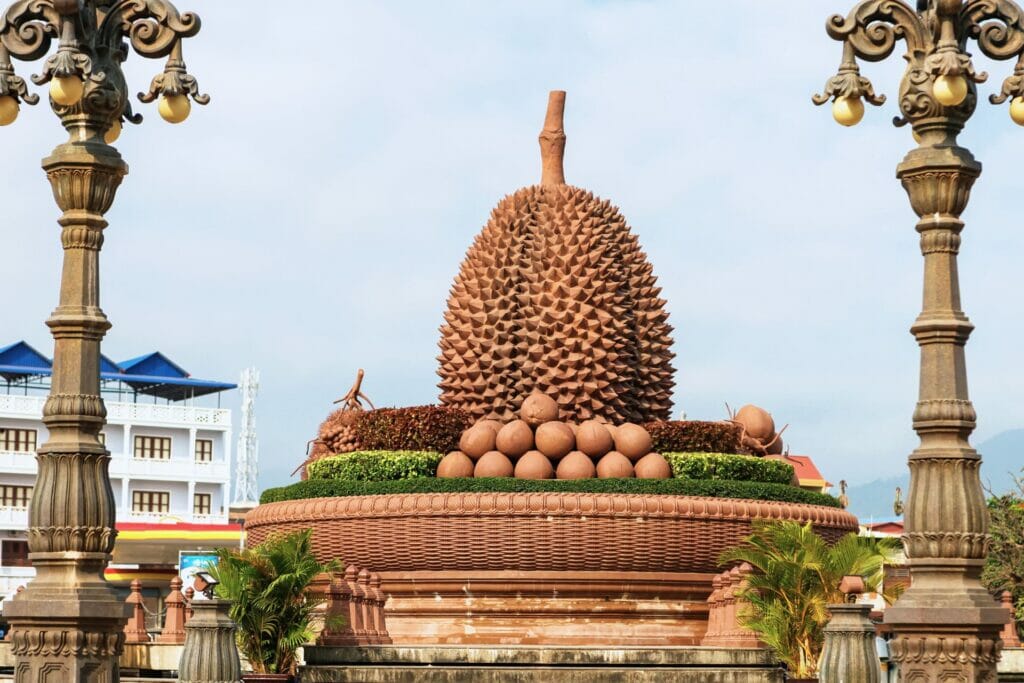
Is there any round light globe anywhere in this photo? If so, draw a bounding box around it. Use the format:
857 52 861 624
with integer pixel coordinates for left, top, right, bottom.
50 75 84 107
933 74 968 107
104 119 122 145
0 95 19 126
158 94 191 124
832 96 864 127
1010 96 1024 126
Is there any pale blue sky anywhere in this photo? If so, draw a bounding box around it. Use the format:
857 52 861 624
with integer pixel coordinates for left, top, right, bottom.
5 1 1024 494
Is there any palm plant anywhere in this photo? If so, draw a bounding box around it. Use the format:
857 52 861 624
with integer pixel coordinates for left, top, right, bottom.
720 521 901 679
208 529 339 676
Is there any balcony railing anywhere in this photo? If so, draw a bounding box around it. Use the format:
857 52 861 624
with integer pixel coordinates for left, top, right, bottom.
0 451 37 474
0 394 230 428
0 506 29 528
114 458 229 482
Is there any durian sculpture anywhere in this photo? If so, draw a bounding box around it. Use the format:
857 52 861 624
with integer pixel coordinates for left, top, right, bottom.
438 91 675 423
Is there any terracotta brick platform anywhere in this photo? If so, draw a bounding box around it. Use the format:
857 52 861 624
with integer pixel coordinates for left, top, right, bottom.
247 492 857 647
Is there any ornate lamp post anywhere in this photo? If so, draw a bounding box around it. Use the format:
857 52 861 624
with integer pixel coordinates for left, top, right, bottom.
814 0 1021 679
0 1 205 680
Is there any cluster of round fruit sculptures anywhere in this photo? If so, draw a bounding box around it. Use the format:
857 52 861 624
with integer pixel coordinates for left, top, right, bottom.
436 393 672 480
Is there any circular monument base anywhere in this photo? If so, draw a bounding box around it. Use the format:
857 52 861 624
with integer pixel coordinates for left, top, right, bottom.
246 492 857 646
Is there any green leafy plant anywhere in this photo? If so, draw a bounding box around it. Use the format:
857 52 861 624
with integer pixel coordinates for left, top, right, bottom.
354 405 472 453
666 452 794 485
261 477 842 508
644 420 745 455
207 529 340 675
982 471 1024 639
307 450 443 481
720 521 901 679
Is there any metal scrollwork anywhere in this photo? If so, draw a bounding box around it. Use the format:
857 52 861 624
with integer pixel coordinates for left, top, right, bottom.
0 0 206 132
817 0 1024 127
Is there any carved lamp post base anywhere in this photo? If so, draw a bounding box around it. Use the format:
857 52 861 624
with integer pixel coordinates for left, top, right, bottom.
3 554 127 682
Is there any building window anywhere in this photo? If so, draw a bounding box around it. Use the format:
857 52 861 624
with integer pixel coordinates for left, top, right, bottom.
195 439 213 463
1 540 29 568
0 486 32 508
0 429 37 453
193 493 211 516
134 435 171 460
132 490 170 514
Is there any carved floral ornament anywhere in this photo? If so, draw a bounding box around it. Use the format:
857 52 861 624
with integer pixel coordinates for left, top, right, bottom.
814 0 1024 128
0 0 207 135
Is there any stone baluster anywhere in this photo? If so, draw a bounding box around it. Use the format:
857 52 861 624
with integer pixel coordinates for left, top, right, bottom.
178 597 242 683
317 574 358 646
1002 591 1022 648
820 576 881 683
702 573 726 646
124 579 150 644
721 568 739 642
184 586 195 625
157 577 187 644
370 573 392 645
345 565 368 645
357 569 378 644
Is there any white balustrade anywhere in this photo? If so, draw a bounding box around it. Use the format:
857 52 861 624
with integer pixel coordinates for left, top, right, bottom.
0 394 229 429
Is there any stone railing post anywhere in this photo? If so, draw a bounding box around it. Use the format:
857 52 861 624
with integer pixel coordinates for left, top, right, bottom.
157 577 187 644
702 575 724 644
124 579 150 644
357 569 378 645
345 565 367 645
1002 591 1022 648
317 574 358 646
701 565 760 648
370 573 392 645
819 576 881 683
184 586 195 625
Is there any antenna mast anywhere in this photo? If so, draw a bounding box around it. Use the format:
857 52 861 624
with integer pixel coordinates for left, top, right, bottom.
233 367 260 506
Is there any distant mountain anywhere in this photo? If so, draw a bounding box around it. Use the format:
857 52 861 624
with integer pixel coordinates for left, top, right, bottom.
845 429 1023 522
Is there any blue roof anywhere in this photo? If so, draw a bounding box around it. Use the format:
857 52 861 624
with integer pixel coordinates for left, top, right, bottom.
0 341 236 400
0 342 51 381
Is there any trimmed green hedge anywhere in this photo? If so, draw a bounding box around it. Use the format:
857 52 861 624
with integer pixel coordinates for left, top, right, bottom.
666 452 795 485
307 450 442 482
260 477 841 508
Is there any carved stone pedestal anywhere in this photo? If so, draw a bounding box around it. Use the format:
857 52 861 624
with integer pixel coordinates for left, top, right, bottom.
178 599 242 683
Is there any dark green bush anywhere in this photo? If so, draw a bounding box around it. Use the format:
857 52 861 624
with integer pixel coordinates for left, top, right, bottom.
645 420 745 455
307 450 443 481
354 405 472 453
261 477 841 508
666 452 794 485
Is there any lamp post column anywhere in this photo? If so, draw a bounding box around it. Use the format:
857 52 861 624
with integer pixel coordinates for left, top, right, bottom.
884 132 1006 680
3 136 129 680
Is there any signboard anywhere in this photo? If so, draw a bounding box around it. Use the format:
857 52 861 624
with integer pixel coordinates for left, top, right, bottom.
179 551 218 600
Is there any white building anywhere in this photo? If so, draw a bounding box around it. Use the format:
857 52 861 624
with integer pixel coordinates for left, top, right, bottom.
0 340 242 598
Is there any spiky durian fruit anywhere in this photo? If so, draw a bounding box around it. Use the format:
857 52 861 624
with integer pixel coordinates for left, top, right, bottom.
437 91 675 424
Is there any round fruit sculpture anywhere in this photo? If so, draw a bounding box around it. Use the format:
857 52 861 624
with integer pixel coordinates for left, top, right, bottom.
576 420 613 458
596 452 634 479
521 392 559 427
475 451 515 478
437 91 675 425
495 420 534 458
534 421 575 460
459 423 497 460
515 451 555 480
613 423 652 462
556 451 597 480
634 453 671 480
437 451 475 478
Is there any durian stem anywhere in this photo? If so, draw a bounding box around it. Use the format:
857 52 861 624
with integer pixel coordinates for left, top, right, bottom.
539 90 566 186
